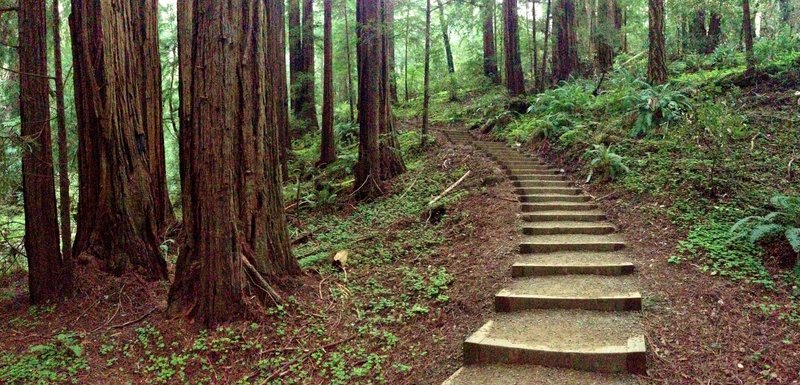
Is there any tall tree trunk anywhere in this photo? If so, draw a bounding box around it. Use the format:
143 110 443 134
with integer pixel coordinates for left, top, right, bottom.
596 0 618 72
436 0 457 101
69 0 168 279
20 0 71 303
387 0 398 102
320 0 336 166
177 0 192 221
343 0 356 123
289 0 302 118
354 0 405 199
706 12 722 53
621 7 628 52
299 0 319 131
553 0 578 82
269 0 290 180
52 0 72 269
532 0 538 87
742 0 755 72
169 0 300 327
503 0 526 96
483 0 500 84
421 0 431 148
378 0 405 180
538 0 552 90
689 9 707 54
648 0 668 85
404 4 411 101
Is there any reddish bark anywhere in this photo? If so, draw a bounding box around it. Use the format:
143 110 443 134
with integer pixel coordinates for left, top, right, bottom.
268 0 291 179
596 0 620 72
553 0 578 82
19 0 72 303
648 0 668 85
69 0 167 279
503 0 526 96
52 0 72 269
169 0 300 327
483 0 500 84
319 0 336 167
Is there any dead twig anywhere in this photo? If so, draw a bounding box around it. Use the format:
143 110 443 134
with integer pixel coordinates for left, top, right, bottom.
428 170 471 206
110 307 157 329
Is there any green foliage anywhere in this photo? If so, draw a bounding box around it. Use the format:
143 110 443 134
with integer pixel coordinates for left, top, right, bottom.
625 82 691 137
0 332 89 385
732 195 800 254
583 144 629 182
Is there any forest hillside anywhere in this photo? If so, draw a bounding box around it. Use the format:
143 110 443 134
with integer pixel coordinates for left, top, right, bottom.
0 0 799 384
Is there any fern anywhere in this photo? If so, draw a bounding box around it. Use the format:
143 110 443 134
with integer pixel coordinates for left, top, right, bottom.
583 144 630 183
731 194 800 255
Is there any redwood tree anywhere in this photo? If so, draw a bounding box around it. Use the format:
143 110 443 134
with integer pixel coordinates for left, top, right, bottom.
437 0 458 100
354 0 405 199
596 0 620 72
170 0 300 327
19 0 72 303
290 0 319 131
270 0 290 178
482 0 500 84
742 0 755 72
648 0 668 85
503 0 526 96
553 0 578 82
320 0 336 166
69 0 169 279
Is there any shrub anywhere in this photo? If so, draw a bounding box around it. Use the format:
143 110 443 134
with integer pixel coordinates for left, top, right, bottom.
583 144 629 182
731 195 800 256
625 82 691 137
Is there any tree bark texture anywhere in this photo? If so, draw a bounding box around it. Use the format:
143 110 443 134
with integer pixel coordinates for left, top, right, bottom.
553 0 578 82
648 0 668 85
20 0 72 303
596 0 619 72
320 0 336 166
503 0 526 96
298 0 319 131
169 0 300 327
387 0 398 102
538 0 552 90
742 0 755 71
343 0 356 122
268 0 290 179
69 0 168 279
706 12 722 53
354 0 405 199
483 0 500 84
52 0 72 268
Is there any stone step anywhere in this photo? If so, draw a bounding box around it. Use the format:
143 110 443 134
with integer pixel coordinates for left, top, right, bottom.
515 180 573 188
508 169 564 176
463 310 646 374
519 194 591 203
512 175 567 182
521 203 599 213
522 211 607 222
495 276 642 312
441 365 639 385
499 161 548 167
516 187 583 195
521 221 615 235
513 252 636 277
520 234 626 253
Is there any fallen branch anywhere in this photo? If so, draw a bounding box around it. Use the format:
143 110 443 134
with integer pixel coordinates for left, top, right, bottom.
111 307 156 329
1 66 55 79
428 170 471 206
242 255 282 304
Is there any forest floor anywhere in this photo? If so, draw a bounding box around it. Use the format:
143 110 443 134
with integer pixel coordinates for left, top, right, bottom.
0 122 523 385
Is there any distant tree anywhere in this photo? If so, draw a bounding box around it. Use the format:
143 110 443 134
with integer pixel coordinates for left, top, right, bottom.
52 0 72 268
689 8 707 54
553 0 578 82
320 0 336 166
170 0 300 327
422 0 432 147
706 12 722 53
342 0 356 122
538 0 552 90
647 0 668 85
19 0 72 303
290 0 319 132
69 0 169 279
436 0 458 101
503 0 526 96
354 0 405 199
531 0 538 86
742 0 755 72
268 0 291 179
596 0 620 72
483 0 500 84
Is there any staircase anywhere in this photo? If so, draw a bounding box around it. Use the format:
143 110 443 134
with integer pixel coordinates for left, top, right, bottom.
440 130 645 384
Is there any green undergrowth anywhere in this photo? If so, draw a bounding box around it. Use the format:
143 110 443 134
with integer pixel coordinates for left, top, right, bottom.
445 46 800 298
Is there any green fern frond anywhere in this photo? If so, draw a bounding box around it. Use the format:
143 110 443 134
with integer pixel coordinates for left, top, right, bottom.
786 228 800 253
749 224 786 243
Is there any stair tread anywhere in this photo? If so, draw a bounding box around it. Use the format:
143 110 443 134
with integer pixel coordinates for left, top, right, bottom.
442 365 640 385
469 310 643 351
515 252 633 266
499 276 640 298
522 221 615 230
521 234 625 244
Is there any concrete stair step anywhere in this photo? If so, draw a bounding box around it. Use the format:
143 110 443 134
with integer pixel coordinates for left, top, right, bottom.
522 210 607 222
495 276 642 312
441 365 639 385
517 187 582 195
521 203 598 212
513 252 636 277
519 194 590 203
521 221 615 235
515 180 573 188
463 310 646 374
512 175 567 182
508 169 564 176
520 234 626 253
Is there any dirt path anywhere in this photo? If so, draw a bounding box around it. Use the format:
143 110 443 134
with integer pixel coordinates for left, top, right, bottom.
438 129 645 384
